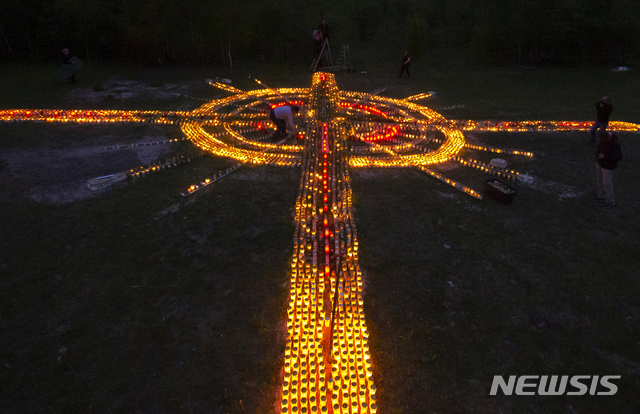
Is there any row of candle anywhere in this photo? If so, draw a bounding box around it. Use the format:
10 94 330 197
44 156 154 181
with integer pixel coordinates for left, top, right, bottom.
405 92 434 101
282 72 377 414
181 117 307 196
350 133 399 158
223 122 305 152
418 166 483 199
183 87 311 166
349 142 418 154
128 154 201 179
182 162 244 196
181 121 301 166
456 120 640 133
339 102 389 119
191 85 318 164
325 82 378 414
102 138 186 151
0 109 207 124
453 156 521 180
345 114 639 136
349 127 465 168
427 136 535 158
332 96 463 168
462 143 534 157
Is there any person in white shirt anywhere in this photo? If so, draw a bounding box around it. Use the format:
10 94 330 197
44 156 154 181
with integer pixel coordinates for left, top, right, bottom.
269 105 300 141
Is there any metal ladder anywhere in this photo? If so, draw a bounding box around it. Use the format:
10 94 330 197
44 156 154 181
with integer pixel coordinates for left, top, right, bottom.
311 39 333 72
334 45 352 73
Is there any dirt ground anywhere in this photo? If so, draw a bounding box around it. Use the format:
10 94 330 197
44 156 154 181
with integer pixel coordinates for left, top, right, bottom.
0 142 172 203
66 77 211 110
0 78 209 203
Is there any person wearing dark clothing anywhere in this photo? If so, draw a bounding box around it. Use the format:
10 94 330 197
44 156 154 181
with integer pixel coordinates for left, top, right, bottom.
399 51 410 78
590 96 613 143
595 131 623 208
313 19 330 67
62 48 77 84
319 19 329 40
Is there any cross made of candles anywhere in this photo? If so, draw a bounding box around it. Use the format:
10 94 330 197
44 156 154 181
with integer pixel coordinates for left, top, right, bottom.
2 72 639 414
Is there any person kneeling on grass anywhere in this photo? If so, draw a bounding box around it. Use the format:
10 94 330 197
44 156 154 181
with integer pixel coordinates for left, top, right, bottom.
595 131 623 208
270 105 300 141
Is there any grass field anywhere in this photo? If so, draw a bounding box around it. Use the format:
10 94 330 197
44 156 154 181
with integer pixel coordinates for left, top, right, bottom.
1 60 639 414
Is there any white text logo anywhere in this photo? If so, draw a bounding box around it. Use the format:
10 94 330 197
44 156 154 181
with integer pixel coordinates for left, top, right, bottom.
490 375 620 396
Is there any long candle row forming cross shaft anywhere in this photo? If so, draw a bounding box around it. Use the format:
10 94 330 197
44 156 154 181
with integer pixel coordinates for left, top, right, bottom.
280 72 377 414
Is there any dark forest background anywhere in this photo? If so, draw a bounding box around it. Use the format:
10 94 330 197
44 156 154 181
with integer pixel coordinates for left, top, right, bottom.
1 0 639 67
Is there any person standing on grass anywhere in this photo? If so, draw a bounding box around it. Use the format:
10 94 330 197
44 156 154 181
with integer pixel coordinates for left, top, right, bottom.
595 131 623 208
61 48 77 84
319 19 330 41
269 105 300 141
399 51 411 78
590 96 613 143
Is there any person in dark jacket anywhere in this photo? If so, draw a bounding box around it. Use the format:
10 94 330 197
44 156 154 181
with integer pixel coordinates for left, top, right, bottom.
319 19 329 40
62 49 77 84
595 131 623 208
399 51 411 78
590 96 613 143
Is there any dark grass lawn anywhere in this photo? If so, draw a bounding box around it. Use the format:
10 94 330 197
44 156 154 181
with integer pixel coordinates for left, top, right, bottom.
1 61 639 413
354 131 640 414
1 159 299 413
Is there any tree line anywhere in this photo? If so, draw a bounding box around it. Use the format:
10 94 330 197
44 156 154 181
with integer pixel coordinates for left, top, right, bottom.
1 0 638 67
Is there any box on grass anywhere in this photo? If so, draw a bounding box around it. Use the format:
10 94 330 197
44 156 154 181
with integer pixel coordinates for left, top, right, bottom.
484 178 517 204
489 158 508 169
